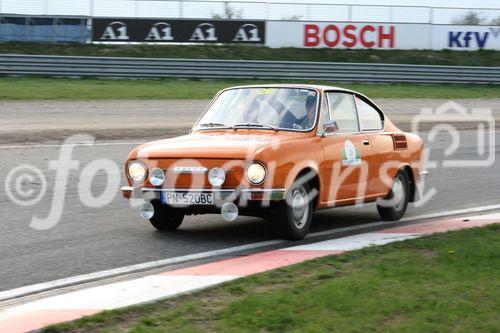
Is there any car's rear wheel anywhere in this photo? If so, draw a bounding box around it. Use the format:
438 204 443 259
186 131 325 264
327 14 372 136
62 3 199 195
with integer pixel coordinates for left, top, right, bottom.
149 199 184 231
273 182 314 240
377 170 410 221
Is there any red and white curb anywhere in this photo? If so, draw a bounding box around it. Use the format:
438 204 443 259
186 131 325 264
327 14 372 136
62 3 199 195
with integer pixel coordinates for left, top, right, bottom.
1 212 499 333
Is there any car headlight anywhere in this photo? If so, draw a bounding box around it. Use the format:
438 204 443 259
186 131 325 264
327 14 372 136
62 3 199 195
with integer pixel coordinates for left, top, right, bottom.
128 161 147 183
246 162 267 185
208 167 226 187
149 167 165 186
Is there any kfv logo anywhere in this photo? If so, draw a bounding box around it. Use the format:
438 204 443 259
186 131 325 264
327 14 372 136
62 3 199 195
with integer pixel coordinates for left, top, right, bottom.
448 31 489 48
145 22 174 41
189 23 218 41
233 23 261 42
99 21 129 40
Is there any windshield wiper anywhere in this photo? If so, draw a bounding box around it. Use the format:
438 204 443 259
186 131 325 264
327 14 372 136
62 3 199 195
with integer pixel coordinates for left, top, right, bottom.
233 123 279 132
199 122 234 129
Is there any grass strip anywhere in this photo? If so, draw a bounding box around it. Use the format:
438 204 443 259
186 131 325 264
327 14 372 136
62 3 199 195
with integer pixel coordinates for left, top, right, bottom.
45 224 500 333
1 77 500 100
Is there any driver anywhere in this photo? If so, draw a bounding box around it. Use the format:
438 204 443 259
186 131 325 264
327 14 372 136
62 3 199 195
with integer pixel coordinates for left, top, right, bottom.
298 95 317 129
280 95 317 130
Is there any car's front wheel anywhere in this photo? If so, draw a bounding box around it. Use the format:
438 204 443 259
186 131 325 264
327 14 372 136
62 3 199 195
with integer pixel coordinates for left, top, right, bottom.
377 170 410 221
273 182 314 240
149 199 184 231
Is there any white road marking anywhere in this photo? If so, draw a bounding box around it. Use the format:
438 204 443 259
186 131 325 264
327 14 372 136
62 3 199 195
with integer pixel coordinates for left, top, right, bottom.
288 233 418 251
0 141 144 150
1 205 499 304
8 275 237 312
307 204 500 239
0 239 283 303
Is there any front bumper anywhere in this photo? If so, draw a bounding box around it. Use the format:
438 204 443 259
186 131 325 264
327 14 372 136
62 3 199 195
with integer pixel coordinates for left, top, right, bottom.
121 186 286 202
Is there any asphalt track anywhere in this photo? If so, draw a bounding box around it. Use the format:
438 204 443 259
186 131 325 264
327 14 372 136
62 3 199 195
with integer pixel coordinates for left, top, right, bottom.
0 99 499 292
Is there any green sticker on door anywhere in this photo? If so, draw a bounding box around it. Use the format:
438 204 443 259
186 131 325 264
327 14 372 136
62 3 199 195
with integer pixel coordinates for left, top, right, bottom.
341 140 361 166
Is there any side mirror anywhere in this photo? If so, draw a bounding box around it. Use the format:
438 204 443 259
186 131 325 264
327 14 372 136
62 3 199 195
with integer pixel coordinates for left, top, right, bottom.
322 120 339 136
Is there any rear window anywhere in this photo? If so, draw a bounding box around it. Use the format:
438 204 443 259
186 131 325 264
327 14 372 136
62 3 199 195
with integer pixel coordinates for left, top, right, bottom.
355 96 383 131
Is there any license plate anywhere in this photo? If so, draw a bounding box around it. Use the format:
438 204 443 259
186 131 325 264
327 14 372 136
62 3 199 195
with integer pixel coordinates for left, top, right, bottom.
161 192 214 206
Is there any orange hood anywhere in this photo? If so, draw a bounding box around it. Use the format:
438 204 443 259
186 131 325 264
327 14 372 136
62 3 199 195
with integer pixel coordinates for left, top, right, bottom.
130 131 305 160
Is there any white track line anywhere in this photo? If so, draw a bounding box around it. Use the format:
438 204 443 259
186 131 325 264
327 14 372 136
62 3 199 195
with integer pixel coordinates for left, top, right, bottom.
13 275 238 311
308 204 500 239
0 239 283 303
1 204 500 303
0 141 144 149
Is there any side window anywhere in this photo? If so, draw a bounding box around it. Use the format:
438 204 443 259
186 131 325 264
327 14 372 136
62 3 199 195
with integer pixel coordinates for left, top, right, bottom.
326 92 359 133
355 96 383 131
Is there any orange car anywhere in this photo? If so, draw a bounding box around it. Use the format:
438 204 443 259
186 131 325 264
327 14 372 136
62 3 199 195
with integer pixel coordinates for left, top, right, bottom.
122 84 425 240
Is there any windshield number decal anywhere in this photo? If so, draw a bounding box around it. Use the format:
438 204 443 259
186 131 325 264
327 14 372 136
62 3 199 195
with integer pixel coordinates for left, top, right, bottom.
257 88 276 95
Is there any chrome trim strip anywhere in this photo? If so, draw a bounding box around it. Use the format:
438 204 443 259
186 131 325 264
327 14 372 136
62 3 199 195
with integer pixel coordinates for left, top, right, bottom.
122 187 286 194
142 188 236 193
171 166 208 174
241 189 286 193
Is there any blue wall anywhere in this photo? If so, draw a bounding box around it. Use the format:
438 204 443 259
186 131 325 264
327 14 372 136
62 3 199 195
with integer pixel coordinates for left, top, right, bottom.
0 16 89 43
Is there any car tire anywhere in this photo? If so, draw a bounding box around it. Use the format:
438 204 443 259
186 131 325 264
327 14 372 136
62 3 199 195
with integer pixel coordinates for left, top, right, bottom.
149 199 184 231
377 170 410 221
273 182 314 240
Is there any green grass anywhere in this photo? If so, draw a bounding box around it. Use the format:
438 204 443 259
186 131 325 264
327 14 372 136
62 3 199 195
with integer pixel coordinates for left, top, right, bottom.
2 42 500 66
44 225 500 333
1 77 500 100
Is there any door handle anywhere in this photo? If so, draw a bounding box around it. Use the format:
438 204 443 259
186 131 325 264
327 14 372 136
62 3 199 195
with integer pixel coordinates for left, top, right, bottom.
363 140 370 146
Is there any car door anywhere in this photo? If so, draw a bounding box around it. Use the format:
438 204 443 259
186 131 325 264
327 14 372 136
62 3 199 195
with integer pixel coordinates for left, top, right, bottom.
319 91 373 204
353 94 392 196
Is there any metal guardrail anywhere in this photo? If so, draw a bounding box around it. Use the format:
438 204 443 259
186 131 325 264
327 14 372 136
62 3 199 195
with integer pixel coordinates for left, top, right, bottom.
0 54 499 84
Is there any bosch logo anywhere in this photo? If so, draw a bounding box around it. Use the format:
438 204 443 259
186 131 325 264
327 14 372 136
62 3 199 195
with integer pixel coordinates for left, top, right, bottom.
303 24 396 48
99 21 129 40
304 24 395 48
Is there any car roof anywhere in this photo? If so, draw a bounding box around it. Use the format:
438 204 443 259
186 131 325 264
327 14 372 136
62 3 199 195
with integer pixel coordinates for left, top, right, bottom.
224 84 358 94
221 83 385 116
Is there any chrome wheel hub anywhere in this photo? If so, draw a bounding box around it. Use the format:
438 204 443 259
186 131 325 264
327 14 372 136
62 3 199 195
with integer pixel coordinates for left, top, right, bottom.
291 188 308 229
392 177 406 211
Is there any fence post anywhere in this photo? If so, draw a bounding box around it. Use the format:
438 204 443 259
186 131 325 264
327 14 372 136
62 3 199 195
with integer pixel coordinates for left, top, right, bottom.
25 16 29 41
52 17 56 43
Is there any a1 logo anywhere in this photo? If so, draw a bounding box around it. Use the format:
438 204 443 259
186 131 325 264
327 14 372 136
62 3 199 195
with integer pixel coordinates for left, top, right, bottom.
189 23 218 41
99 21 129 40
233 23 261 42
145 22 174 41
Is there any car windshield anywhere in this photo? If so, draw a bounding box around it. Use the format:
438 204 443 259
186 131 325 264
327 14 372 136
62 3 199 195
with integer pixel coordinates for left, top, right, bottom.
194 87 318 132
